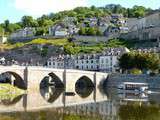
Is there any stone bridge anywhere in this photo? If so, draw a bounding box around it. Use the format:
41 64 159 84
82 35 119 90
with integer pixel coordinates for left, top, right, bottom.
0 66 108 112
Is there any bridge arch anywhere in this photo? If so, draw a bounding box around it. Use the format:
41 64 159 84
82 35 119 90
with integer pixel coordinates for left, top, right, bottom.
75 76 95 98
0 71 26 90
40 72 64 103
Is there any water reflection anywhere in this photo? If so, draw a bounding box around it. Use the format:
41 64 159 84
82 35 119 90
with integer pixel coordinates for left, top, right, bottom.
0 95 24 106
40 76 64 103
1 80 160 120
75 76 95 98
0 72 27 90
119 102 160 120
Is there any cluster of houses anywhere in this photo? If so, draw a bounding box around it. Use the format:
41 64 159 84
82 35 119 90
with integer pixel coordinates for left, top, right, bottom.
9 14 129 39
46 47 130 73
10 27 35 39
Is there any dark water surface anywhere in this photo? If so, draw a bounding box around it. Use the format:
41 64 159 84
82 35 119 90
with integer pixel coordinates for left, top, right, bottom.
1 84 160 120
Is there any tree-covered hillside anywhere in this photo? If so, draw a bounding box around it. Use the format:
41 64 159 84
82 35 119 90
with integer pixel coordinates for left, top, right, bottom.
0 4 153 36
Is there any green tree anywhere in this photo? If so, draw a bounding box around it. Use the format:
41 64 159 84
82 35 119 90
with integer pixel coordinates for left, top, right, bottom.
87 27 97 36
0 26 4 36
79 27 86 35
21 16 34 27
119 52 160 72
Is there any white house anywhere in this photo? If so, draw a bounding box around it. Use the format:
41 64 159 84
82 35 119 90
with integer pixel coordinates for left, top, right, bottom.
46 47 130 73
47 55 74 69
47 55 64 69
55 29 69 37
99 47 130 72
0 36 7 43
10 27 35 39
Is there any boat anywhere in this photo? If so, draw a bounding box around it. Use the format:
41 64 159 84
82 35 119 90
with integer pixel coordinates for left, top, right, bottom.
118 82 149 93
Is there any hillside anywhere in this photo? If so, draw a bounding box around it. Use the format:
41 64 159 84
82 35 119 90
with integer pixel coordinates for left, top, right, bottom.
0 4 153 36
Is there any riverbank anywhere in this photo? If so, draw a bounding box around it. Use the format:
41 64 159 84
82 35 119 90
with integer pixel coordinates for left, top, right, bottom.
0 84 25 100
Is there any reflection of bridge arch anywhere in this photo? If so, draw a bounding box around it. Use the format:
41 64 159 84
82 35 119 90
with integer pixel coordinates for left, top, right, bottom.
0 95 24 106
75 76 95 98
0 71 27 90
40 73 64 103
48 72 64 88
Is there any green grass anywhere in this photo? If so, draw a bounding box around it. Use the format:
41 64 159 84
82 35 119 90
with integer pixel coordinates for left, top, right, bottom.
0 38 135 55
106 39 136 48
0 84 25 100
0 38 69 50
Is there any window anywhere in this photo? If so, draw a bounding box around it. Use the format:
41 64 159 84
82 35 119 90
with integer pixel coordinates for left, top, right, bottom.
86 60 89 63
96 60 99 63
82 60 83 63
106 59 108 63
86 65 88 69
91 65 93 69
91 60 93 63
48 62 51 66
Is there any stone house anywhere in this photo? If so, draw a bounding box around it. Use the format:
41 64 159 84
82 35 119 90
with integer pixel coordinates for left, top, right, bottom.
10 27 35 39
49 23 79 36
99 47 130 72
47 55 74 69
74 54 100 71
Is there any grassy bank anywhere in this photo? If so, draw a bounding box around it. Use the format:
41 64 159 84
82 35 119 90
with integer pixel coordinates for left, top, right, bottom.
0 38 135 55
0 38 68 50
0 84 25 100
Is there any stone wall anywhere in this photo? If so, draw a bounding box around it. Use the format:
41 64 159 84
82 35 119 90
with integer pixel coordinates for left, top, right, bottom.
9 35 65 43
107 74 160 89
120 26 160 41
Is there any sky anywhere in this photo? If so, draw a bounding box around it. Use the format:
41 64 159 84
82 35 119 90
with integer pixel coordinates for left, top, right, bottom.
0 0 160 23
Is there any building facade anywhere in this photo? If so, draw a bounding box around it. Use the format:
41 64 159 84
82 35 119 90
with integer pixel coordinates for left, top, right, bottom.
46 47 130 72
10 27 35 39
47 55 74 69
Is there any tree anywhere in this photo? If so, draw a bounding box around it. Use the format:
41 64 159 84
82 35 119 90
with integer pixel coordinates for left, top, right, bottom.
4 20 10 33
79 27 86 35
86 27 97 36
132 5 146 18
21 16 34 27
119 53 135 71
0 26 4 36
119 52 160 72
35 27 46 36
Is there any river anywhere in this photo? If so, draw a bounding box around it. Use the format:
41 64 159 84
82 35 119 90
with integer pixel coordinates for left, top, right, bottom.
0 83 160 120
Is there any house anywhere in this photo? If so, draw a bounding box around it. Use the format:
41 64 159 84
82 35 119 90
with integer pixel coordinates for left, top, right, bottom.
111 14 127 27
99 47 130 72
10 27 35 39
67 25 79 35
55 28 69 37
49 22 78 36
0 36 7 43
74 54 100 71
83 17 98 27
46 47 130 73
47 55 74 69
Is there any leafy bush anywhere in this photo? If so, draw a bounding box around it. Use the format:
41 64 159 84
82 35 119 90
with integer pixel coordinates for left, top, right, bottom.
130 68 142 75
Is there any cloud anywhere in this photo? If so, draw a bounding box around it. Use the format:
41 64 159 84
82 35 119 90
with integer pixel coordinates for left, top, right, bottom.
14 0 87 16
